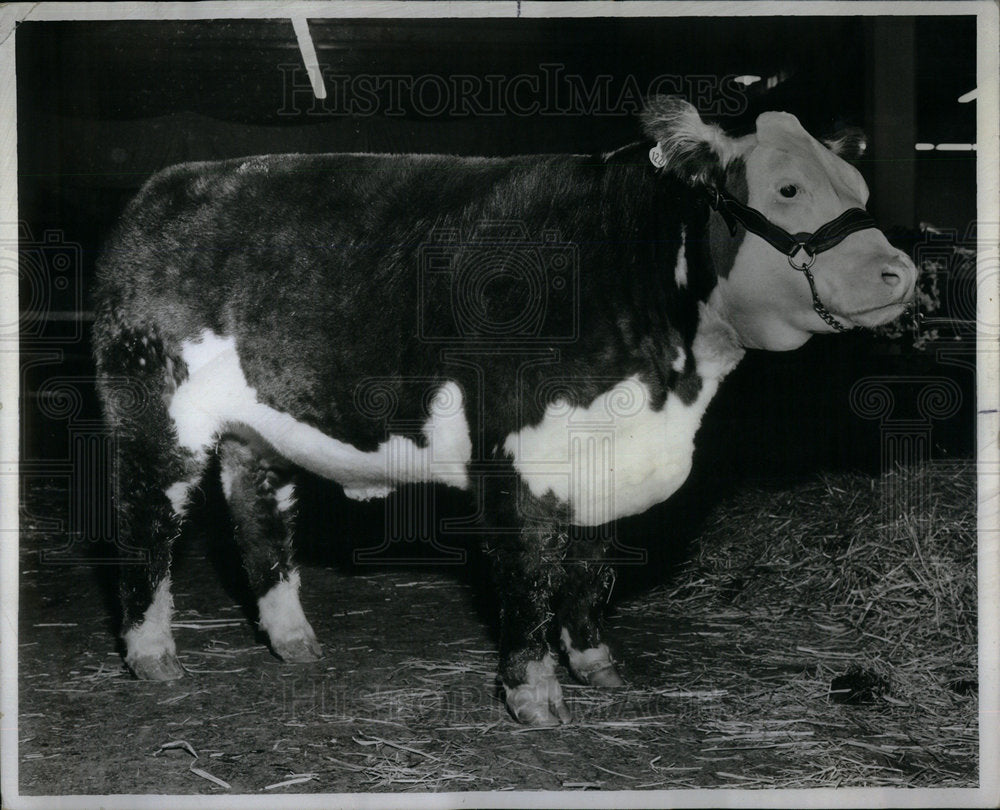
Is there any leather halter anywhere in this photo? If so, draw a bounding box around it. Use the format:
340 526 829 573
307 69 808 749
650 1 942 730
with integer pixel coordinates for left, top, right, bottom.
646 141 880 332
705 186 878 333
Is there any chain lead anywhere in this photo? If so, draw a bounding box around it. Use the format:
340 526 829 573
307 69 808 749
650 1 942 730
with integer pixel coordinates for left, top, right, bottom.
797 264 853 332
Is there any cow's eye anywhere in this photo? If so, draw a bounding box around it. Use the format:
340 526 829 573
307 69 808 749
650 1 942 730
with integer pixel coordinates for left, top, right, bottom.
779 184 798 198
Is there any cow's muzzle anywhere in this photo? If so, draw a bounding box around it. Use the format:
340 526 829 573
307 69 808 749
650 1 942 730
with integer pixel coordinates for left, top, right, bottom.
706 186 887 332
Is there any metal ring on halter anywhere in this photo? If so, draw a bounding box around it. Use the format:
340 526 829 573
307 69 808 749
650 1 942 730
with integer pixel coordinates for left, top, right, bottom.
788 244 816 271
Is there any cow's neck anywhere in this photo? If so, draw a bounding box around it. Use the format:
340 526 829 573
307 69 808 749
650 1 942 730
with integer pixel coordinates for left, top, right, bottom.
577 151 750 390
709 278 815 351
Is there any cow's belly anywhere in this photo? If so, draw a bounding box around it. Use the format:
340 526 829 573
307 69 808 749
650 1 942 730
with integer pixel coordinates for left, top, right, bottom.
504 303 743 526
504 375 716 525
168 331 472 499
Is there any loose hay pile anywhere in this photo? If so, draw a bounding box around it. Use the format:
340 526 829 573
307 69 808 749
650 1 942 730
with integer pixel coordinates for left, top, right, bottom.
642 459 978 786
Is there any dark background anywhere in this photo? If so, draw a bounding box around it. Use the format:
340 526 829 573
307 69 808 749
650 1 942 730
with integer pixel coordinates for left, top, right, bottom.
16 16 978 572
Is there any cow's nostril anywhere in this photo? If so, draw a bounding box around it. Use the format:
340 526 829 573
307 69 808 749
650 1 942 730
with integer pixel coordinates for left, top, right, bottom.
881 270 902 287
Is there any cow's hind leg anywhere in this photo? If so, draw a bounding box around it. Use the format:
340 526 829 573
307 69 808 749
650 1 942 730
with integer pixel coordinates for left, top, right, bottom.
116 438 205 680
98 327 206 681
217 438 322 663
557 544 625 687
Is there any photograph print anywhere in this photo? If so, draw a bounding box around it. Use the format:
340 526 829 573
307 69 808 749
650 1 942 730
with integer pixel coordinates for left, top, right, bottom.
3 1 997 806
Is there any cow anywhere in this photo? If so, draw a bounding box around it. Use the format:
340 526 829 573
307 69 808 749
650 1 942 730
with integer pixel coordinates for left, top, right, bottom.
92 96 916 726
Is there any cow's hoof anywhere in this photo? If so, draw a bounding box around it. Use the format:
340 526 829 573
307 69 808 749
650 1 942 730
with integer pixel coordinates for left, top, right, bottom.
503 655 573 726
581 663 625 687
128 652 185 681
566 643 624 687
272 631 323 663
505 682 572 726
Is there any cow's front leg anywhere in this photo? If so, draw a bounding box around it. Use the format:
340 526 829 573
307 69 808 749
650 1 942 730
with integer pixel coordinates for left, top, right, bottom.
487 484 572 726
218 438 322 664
557 548 625 687
493 523 572 726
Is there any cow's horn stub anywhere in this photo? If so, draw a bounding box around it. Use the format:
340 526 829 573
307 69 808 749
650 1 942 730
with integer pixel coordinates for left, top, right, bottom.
640 95 737 186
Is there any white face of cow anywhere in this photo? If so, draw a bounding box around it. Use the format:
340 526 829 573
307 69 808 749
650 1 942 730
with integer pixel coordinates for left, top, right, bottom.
715 112 917 349
643 99 918 351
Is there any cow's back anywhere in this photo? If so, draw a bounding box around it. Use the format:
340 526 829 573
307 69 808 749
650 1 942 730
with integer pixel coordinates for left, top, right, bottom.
94 149 679 444
97 152 542 330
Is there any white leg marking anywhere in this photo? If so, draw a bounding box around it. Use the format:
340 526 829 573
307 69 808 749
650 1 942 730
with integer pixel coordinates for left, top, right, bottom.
220 467 236 500
525 654 557 686
274 482 296 513
560 627 616 682
165 481 193 518
674 225 688 288
258 570 307 639
257 570 320 661
123 577 175 664
503 652 571 726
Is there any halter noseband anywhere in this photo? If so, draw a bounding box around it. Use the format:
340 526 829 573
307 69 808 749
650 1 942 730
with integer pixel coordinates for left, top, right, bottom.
705 186 878 333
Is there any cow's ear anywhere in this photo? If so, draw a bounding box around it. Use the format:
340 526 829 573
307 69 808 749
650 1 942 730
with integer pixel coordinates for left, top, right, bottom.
822 127 868 161
641 95 738 186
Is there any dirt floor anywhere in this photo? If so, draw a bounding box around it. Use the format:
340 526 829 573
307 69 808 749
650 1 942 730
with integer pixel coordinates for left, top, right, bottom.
16 465 978 796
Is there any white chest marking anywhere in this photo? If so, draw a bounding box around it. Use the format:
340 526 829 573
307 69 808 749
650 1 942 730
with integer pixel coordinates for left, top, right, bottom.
674 226 688 288
169 331 473 498
504 303 744 526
